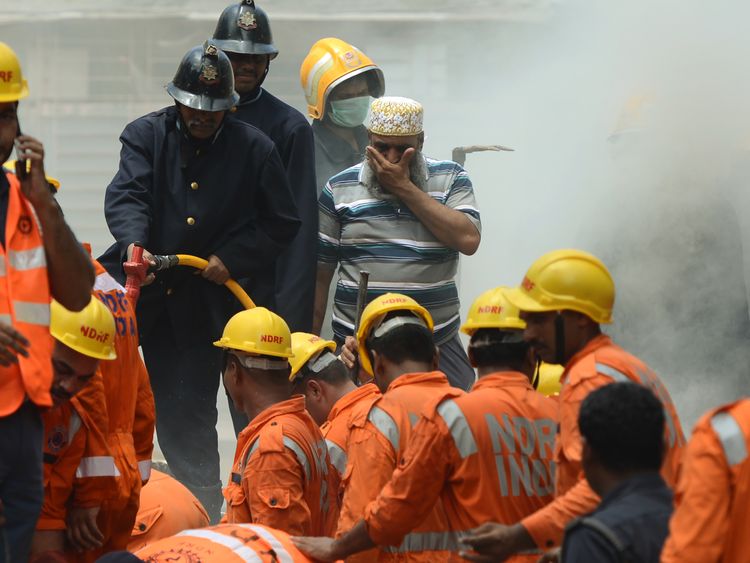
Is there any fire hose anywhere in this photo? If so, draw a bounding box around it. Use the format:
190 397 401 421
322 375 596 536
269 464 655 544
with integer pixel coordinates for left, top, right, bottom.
123 243 256 309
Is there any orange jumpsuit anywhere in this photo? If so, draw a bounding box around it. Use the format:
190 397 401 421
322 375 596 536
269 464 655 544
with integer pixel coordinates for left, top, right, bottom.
128 469 209 552
661 398 750 563
320 383 381 495
338 371 459 562
223 396 338 536
70 261 156 561
37 373 111 532
364 372 558 562
134 523 313 562
521 334 685 550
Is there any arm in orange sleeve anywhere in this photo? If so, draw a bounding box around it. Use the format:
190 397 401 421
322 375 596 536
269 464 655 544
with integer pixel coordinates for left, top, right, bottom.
133 358 155 484
364 417 452 546
337 423 398 538
243 449 312 536
661 420 731 563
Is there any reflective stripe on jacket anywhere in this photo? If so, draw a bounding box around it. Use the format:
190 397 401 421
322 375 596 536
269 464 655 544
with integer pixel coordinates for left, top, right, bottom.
0 170 53 415
521 335 685 550
661 398 750 562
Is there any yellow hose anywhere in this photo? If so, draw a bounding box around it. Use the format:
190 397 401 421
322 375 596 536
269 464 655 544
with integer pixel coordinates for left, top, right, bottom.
175 254 256 310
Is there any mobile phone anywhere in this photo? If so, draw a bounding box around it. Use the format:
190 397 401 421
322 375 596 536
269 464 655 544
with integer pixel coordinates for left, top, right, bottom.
15 122 27 180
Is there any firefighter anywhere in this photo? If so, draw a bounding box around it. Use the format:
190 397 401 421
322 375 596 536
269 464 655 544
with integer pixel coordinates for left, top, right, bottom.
294 287 557 562
128 470 209 552
30 297 117 562
215 307 338 536
99 41 300 522
316 293 458 562
212 0 318 340
459 249 686 561
300 37 385 196
661 397 750 562
0 41 94 562
132 523 314 562
289 332 380 494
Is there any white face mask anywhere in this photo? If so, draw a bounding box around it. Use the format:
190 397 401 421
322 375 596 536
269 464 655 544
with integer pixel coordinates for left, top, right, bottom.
328 96 371 128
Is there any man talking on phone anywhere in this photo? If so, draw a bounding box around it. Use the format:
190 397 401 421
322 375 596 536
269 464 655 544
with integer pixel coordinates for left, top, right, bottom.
0 42 94 562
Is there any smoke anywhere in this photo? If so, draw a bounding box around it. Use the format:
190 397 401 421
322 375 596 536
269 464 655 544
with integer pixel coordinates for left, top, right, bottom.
425 0 750 429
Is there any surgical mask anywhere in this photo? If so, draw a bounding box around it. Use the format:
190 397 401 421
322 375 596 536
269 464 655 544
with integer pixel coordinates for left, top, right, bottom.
329 96 371 128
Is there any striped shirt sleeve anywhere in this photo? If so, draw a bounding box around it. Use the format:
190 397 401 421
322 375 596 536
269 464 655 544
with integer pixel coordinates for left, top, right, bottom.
445 166 481 233
317 183 341 266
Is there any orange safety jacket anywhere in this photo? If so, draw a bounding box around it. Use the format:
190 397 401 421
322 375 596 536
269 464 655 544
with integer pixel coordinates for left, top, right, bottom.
134 523 314 562
128 469 210 552
37 373 109 530
365 372 558 563
338 371 459 562
70 259 156 559
320 383 381 495
223 396 339 537
661 398 750 563
0 169 53 416
521 334 685 549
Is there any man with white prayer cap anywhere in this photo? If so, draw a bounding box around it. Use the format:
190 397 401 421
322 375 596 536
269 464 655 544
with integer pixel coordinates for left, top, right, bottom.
314 96 482 390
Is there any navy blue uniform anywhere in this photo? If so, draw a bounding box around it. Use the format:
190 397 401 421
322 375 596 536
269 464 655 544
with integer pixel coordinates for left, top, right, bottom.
100 105 299 520
561 474 673 563
232 88 317 333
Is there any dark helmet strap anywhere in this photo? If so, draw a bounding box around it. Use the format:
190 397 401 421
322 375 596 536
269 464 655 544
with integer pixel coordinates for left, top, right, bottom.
554 312 566 366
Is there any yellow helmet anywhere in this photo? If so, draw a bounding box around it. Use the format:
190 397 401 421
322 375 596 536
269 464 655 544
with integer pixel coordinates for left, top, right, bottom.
536 363 563 397
0 43 29 102
357 293 433 376
461 286 526 336
50 297 117 361
506 249 615 324
213 307 292 358
3 160 60 191
289 332 337 381
300 37 385 120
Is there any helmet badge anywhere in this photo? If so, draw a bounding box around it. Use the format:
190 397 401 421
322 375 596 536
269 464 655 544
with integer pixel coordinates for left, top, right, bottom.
200 63 220 85
238 12 257 30
341 50 362 69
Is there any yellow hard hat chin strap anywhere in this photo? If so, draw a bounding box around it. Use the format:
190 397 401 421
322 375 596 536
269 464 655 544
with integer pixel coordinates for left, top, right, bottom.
231 351 288 371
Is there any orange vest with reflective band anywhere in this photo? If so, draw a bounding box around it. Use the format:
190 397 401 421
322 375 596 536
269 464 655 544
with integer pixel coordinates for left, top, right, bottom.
662 398 750 563
134 523 313 562
0 170 53 416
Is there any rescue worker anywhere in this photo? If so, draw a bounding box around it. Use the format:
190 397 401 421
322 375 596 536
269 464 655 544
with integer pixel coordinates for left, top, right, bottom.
661 397 750 562
133 523 314 562
289 332 380 493
0 41 94 562
215 307 338 536
459 249 685 561
212 0 318 337
560 383 673 563
300 37 385 196
128 470 209 552
315 97 481 390
63 251 156 561
324 293 458 562
294 287 557 562
30 297 117 562
100 42 300 522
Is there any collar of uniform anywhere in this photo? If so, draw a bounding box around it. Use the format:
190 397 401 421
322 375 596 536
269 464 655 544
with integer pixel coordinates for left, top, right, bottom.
327 383 380 424
386 370 449 393
312 120 369 163
560 333 613 386
238 87 264 107
471 371 533 392
597 472 669 510
238 395 306 441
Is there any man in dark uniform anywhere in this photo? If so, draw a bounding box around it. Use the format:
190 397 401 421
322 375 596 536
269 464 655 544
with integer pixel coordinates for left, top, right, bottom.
99 42 300 523
212 0 317 336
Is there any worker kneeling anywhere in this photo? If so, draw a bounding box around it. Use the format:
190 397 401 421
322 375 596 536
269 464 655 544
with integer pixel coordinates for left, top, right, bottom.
215 308 338 536
293 287 557 562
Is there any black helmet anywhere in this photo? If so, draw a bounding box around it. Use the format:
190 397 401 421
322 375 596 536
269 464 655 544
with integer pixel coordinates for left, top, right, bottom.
212 0 278 59
166 42 239 112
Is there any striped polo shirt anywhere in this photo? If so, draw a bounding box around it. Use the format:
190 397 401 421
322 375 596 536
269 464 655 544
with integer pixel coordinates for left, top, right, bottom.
318 156 481 345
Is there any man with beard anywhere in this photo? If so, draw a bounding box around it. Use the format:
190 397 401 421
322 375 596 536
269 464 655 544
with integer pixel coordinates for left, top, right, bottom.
314 97 481 390
100 42 299 523
212 1 317 339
